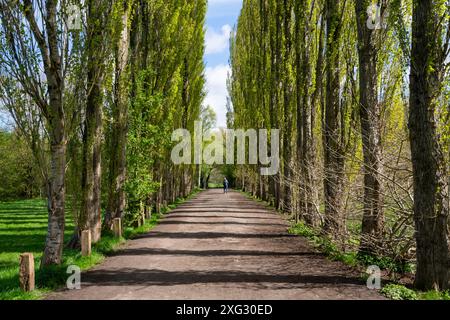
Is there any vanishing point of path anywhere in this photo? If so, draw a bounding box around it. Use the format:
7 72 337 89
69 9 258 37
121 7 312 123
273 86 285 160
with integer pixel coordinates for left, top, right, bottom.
48 189 383 300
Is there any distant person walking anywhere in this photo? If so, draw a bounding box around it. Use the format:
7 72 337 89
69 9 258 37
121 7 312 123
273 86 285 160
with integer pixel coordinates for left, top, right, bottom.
223 177 229 194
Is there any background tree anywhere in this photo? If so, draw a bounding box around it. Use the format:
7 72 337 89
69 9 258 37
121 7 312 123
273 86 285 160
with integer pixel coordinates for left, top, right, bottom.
355 0 386 255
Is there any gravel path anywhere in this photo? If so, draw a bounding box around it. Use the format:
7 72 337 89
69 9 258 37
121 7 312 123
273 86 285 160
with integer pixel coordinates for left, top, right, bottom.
47 189 383 300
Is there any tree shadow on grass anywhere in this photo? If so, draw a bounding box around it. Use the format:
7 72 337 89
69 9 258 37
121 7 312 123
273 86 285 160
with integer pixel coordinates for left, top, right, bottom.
0 235 46 253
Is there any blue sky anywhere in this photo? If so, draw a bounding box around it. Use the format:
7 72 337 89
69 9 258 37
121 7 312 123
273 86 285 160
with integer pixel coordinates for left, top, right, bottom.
204 0 243 128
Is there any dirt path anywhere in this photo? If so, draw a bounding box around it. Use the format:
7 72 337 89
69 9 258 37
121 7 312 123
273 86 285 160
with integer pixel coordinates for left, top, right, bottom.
47 189 383 300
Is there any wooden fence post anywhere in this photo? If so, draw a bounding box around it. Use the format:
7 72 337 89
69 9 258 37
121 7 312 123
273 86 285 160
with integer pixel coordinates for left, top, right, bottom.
113 218 122 237
19 253 35 292
81 230 91 257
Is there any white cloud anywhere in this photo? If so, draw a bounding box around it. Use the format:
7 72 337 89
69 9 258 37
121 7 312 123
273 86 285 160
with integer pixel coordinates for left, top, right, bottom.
204 64 231 128
205 24 232 55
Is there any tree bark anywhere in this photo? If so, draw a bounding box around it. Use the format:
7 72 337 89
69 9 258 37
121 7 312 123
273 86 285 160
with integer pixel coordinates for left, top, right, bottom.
409 0 450 291
105 1 131 229
296 0 319 227
355 0 384 255
322 0 346 241
42 139 66 266
79 0 106 244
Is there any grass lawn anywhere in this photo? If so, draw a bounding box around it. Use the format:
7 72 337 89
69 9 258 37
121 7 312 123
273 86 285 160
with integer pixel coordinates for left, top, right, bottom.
0 199 62 299
0 199 158 300
0 199 122 300
0 189 201 300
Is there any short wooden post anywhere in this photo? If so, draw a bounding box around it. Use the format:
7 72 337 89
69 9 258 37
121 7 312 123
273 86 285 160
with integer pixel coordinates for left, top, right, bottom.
19 253 35 292
81 230 91 257
113 218 122 237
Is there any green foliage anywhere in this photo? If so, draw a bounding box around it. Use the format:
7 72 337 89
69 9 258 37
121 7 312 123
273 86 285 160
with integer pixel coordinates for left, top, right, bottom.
124 0 207 223
419 290 450 300
381 284 418 300
0 131 41 200
381 284 450 300
356 252 413 274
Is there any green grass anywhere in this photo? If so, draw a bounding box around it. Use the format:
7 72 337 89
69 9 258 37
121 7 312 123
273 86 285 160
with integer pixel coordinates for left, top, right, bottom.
124 213 162 240
288 222 359 267
0 199 67 300
381 284 450 300
0 198 125 300
0 189 200 300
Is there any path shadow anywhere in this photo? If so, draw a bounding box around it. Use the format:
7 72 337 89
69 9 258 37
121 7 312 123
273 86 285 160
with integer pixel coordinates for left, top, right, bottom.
111 247 325 258
158 220 287 227
164 214 280 220
134 231 296 240
79 268 364 288
170 207 272 211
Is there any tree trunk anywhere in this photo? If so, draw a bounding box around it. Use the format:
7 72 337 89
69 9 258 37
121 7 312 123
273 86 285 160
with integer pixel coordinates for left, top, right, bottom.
322 0 346 241
42 137 66 266
281 0 293 214
409 0 450 291
39 0 67 267
105 1 130 229
355 0 384 255
296 0 319 227
79 0 106 244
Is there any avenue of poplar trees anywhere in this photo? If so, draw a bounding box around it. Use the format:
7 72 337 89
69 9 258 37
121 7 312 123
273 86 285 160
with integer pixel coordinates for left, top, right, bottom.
0 0 207 266
0 0 449 294
229 0 449 291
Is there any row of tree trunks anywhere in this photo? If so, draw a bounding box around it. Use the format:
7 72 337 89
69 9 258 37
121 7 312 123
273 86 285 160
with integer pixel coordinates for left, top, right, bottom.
230 0 449 292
